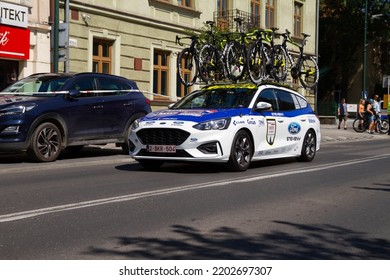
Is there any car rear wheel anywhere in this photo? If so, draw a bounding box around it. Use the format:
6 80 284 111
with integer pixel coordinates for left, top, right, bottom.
297 129 316 162
227 130 253 172
27 122 62 162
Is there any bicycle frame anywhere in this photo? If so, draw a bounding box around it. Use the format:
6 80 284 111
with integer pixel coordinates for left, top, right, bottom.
281 31 305 78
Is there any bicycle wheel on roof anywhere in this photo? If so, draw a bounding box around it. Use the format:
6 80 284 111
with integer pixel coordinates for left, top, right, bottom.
225 41 247 82
177 48 198 87
298 56 319 89
247 43 268 84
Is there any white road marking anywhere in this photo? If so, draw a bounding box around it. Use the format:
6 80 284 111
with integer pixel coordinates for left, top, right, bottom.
0 154 388 223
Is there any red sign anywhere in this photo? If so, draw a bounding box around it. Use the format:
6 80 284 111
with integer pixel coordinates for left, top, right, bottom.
0 25 30 60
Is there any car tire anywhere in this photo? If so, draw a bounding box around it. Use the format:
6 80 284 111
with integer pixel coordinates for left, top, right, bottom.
297 129 316 162
227 130 253 172
121 113 146 154
137 159 164 170
27 122 62 162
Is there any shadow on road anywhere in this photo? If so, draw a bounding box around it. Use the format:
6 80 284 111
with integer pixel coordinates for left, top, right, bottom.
116 158 298 174
0 145 124 163
84 221 390 259
352 182 390 193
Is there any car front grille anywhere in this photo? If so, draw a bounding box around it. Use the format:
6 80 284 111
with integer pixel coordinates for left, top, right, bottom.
136 128 190 145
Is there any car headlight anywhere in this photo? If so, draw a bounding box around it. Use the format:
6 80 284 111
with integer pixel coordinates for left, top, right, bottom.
193 118 231 130
0 104 36 116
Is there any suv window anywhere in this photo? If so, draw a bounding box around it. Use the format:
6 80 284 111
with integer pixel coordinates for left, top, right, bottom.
98 77 133 96
69 78 97 97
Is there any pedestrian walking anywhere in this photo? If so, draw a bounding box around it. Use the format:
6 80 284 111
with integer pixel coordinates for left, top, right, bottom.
366 99 375 134
369 95 380 133
337 98 348 130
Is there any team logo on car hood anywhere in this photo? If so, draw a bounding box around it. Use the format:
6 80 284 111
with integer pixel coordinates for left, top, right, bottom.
143 109 248 122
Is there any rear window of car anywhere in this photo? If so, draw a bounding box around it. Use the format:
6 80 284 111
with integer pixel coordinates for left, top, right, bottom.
292 94 309 109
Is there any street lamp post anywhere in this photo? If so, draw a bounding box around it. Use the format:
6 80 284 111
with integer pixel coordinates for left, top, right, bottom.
362 0 368 99
362 0 383 100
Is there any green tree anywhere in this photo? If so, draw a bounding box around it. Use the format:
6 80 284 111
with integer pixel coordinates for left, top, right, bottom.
318 0 389 103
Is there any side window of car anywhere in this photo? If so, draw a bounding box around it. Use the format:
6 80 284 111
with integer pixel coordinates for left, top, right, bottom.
256 89 278 111
98 77 133 96
293 94 308 109
275 90 297 111
69 78 96 97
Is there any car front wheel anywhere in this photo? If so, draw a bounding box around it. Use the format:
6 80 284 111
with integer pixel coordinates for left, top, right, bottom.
227 130 253 172
27 122 62 162
297 129 316 162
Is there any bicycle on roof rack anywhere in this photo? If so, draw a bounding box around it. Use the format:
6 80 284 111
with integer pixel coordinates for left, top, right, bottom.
198 21 237 83
247 27 288 84
279 29 319 89
223 17 251 82
176 34 203 87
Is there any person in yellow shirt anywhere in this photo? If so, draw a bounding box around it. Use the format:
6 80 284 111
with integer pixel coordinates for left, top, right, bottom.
358 99 365 128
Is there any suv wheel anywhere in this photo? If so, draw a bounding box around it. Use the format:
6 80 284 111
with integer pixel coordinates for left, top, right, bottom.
121 113 146 154
28 122 62 162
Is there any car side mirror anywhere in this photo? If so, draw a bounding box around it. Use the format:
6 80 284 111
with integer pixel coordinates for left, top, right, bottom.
256 101 272 111
68 89 81 98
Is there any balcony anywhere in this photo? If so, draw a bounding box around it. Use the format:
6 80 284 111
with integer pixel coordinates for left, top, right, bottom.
213 9 260 32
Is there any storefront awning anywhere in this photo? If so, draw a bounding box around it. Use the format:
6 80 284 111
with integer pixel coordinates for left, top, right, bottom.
0 25 30 60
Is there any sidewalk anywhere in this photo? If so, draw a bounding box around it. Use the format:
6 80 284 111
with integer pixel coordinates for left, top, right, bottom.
321 119 388 142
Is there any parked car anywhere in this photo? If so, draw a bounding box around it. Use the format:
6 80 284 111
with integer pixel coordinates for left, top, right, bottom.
128 83 321 171
0 72 151 162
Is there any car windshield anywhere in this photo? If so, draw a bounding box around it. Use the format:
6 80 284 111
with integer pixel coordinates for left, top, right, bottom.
171 87 257 109
2 75 71 95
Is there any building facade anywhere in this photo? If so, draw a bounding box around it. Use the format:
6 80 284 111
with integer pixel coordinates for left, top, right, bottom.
0 0 51 90
1 1 318 108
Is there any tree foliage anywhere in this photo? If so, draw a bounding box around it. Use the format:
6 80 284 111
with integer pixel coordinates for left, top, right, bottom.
319 0 390 100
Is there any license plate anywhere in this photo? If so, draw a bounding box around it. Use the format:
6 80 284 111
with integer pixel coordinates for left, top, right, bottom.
147 145 176 153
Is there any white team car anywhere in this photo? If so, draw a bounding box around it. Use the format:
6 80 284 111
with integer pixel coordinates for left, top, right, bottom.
128 83 321 171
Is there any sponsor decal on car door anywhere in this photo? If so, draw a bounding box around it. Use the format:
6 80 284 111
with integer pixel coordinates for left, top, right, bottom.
266 119 276 145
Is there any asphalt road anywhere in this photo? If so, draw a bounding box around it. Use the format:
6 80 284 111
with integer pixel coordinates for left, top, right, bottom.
0 135 389 259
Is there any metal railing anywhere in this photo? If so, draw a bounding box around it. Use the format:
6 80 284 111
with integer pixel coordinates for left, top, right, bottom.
213 9 260 32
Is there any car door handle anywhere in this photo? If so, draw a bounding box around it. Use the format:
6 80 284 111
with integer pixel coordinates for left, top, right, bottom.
124 102 135 107
93 105 104 109
300 118 307 122
277 119 284 123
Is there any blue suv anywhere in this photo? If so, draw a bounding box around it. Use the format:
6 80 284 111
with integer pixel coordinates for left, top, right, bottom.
0 73 151 162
